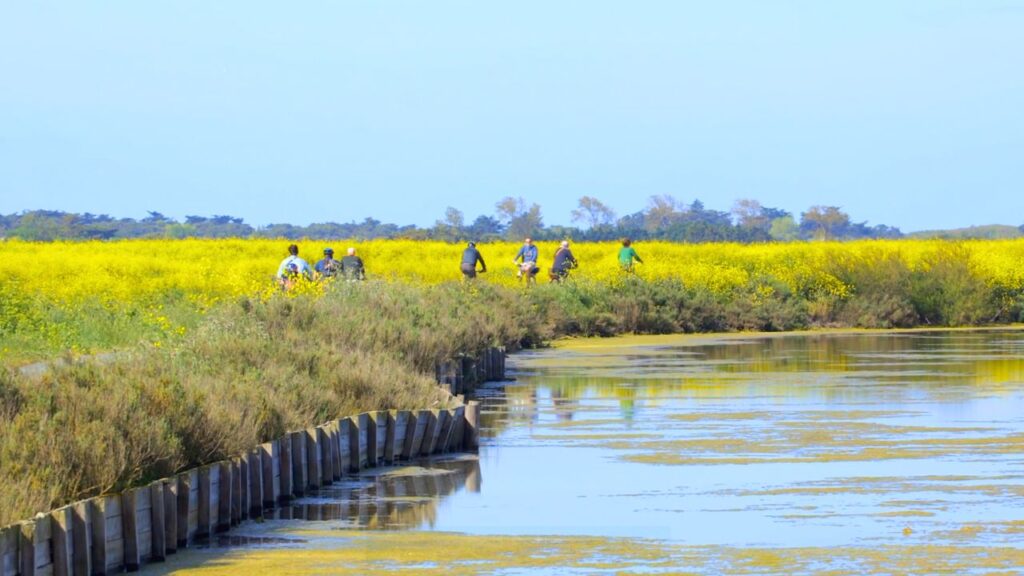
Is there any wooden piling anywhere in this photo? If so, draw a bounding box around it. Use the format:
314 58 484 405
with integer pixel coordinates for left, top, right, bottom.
248 449 264 517
162 479 178 555
71 500 93 573
0 524 18 576
419 410 440 456
305 428 322 490
406 410 429 458
121 488 141 571
231 459 243 525
50 506 73 576
384 411 402 463
374 411 388 464
217 462 232 533
93 494 124 574
329 423 342 481
261 441 278 507
149 482 166 563
337 419 351 473
465 400 481 450
318 427 334 485
345 416 363 473
175 473 190 548
290 431 307 495
279 436 293 501
449 405 466 451
196 467 212 541
365 413 378 468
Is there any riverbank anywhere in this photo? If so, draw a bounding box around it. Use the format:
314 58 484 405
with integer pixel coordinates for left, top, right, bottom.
0 282 520 525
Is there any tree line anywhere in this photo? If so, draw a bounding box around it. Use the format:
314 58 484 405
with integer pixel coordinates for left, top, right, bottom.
0 196 910 242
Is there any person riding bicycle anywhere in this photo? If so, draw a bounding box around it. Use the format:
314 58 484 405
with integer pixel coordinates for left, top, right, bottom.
513 237 540 282
276 244 312 290
549 240 578 283
461 241 487 280
618 238 644 273
314 247 342 280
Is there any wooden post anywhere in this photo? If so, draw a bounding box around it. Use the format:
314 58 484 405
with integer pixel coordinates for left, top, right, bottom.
93 494 124 574
218 462 232 533
0 524 18 576
336 419 351 473
150 481 166 563
175 472 190 548
290 431 308 495
196 467 212 540
383 411 400 463
261 441 278 508
185 469 199 543
420 410 440 456
330 424 342 481
71 500 93 573
50 506 73 576
437 409 456 452
121 488 141 571
305 428 321 489
231 458 243 525
405 410 429 458
346 416 363 473
374 411 388 464
163 479 178 555
364 414 378 468
18 520 35 576
449 405 466 451
318 427 334 485
465 400 481 451
248 449 264 518
279 435 293 501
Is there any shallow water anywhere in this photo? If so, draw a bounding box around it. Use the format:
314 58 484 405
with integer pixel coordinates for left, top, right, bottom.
148 329 1024 574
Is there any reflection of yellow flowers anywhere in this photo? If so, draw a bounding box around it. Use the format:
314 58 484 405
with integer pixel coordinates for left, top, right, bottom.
1 238 1023 309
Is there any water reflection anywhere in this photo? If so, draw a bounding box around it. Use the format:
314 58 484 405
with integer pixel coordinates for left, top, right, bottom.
488 330 1024 435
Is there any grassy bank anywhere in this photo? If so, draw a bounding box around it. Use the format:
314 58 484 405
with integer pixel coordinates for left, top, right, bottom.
0 281 531 525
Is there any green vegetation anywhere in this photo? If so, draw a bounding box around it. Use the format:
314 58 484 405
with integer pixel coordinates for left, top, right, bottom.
0 282 527 524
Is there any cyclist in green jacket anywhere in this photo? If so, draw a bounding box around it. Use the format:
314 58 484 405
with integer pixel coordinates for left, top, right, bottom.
618 238 643 273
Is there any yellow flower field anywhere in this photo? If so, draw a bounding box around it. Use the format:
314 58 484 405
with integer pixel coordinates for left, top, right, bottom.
2 238 1024 308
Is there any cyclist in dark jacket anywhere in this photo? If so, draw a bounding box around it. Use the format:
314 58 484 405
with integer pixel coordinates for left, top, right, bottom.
461 242 487 279
550 241 578 282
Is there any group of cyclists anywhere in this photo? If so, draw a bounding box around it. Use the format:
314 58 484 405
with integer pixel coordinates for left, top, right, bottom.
461 237 644 283
277 238 643 290
276 244 365 290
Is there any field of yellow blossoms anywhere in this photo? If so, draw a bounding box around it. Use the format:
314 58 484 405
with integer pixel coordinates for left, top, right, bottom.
2 237 1024 360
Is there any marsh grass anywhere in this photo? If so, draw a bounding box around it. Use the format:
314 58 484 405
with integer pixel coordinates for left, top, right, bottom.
0 281 531 524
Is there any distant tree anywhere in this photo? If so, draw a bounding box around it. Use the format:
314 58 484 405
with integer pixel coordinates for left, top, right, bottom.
644 195 683 232
800 206 850 240
769 215 800 241
571 196 616 229
495 197 543 240
466 215 504 240
433 206 465 241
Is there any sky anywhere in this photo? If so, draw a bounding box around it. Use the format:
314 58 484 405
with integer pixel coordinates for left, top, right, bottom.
1 1 1022 232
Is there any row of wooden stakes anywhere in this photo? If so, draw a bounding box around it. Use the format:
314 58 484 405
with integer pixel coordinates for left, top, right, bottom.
1 401 482 576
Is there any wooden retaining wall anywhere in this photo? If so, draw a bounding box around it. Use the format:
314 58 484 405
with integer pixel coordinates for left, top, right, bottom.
0 347 499 576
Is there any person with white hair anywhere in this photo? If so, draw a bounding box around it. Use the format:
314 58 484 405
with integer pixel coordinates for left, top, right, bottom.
340 247 366 281
549 240 578 283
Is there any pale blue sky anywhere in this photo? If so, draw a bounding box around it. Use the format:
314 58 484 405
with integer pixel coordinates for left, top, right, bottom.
2 1 1022 231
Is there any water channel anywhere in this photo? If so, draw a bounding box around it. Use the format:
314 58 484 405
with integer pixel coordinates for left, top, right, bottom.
145 329 1024 574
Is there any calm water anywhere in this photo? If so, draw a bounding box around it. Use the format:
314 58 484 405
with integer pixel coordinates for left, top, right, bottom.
150 330 1024 574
